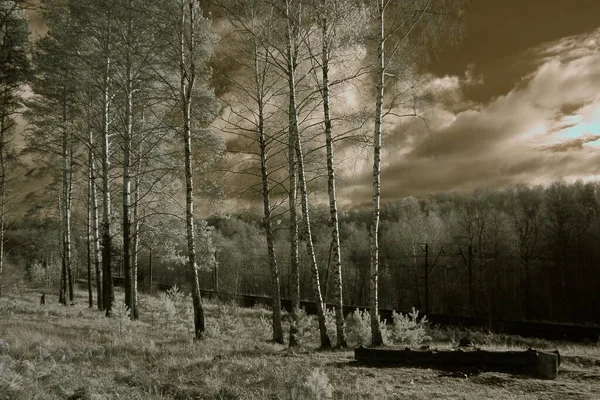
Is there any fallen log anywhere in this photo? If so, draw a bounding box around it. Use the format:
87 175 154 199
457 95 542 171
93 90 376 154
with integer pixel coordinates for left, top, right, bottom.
354 346 561 380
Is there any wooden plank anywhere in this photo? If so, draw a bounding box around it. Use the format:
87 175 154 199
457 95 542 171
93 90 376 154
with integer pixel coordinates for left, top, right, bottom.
354 346 560 380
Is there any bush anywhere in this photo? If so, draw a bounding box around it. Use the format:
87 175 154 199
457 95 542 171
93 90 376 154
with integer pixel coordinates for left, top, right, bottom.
324 309 337 345
290 368 333 400
295 308 319 342
345 309 369 347
387 307 430 347
111 300 130 337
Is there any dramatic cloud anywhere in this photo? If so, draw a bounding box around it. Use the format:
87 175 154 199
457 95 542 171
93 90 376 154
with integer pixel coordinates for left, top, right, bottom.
341 26 600 208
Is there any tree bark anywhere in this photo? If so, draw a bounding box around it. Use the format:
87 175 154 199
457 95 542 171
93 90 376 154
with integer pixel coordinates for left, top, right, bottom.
87 148 93 308
122 53 133 318
89 129 103 310
285 0 330 349
180 0 204 340
369 0 385 347
131 172 140 320
101 44 114 315
62 86 74 305
59 192 66 305
320 2 346 348
255 46 284 344
0 110 5 297
284 0 330 349
288 111 300 347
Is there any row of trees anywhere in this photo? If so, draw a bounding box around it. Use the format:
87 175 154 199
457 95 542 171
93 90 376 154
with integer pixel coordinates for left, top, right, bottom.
207 181 600 325
208 0 466 347
2 0 468 348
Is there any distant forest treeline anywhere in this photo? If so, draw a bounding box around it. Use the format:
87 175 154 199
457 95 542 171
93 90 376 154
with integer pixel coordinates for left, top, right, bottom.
9 180 600 326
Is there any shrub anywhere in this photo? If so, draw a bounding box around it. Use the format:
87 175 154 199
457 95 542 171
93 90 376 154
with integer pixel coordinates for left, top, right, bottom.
296 308 319 342
324 309 337 345
345 309 371 347
344 309 389 347
290 368 333 400
111 299 130 337
165 285 185 304
387 307 430 347
158 292 178 328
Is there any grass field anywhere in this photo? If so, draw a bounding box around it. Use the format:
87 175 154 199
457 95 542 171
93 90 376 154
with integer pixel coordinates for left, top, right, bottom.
0 286 599 399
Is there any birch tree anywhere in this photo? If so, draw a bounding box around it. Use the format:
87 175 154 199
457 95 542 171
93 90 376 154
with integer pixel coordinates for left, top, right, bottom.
215 0 287 344
367 0 467 346
305 0 369 348
282 0 331 348
159 0 219 339
112 0 167 320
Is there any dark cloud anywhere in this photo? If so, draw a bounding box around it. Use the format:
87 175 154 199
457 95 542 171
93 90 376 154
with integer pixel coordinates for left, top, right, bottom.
428 0 600 103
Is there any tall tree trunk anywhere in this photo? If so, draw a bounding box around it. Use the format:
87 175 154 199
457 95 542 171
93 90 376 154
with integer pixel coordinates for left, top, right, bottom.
122 0 134 318
130 121 143 320
59 193 66 305
180 0 204 339
320 3 346 348
67 143 74 303
131 173 140 320
89 129 103 310
62 87 74 305
288 112 300 347
257 86 284 344
87 153 93 308
101 47 114 315
369 1 385 347
0 112 5 297
285 1 330 349
122 60 133 318
253 45 283 343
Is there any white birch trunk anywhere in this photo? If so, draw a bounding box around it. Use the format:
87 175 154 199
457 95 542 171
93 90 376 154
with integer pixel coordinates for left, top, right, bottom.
288 108 300 347
254 46 284 344
180 0 204 339
89 129 103 310
131 172 140 320
101 44 114 315
320 2 346 348
87 146 93 308
62 86 74 305
122 18 133 317
285 0 330 349
369 0 385 346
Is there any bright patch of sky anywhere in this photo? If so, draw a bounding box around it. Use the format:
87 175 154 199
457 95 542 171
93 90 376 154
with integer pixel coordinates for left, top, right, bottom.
556 103 600 146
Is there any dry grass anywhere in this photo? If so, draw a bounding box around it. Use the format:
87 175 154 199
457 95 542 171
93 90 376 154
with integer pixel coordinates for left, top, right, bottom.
0 286 599 399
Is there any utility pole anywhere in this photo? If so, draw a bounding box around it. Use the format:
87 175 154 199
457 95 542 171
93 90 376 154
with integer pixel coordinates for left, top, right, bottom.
148 247 153 293
213 250 219 292
420 243 429 315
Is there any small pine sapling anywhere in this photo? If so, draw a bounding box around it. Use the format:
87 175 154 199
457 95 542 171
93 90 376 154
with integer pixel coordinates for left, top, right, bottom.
388 307 431 347
111 299 130 337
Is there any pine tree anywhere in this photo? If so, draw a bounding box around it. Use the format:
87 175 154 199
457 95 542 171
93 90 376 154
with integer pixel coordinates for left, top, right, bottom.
0 0 29 296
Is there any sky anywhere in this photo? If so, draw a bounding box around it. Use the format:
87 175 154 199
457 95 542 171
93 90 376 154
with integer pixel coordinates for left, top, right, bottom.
334 0 600 209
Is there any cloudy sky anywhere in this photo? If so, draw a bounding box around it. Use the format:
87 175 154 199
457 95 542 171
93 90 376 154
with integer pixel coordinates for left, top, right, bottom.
335 0 600 209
